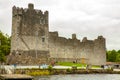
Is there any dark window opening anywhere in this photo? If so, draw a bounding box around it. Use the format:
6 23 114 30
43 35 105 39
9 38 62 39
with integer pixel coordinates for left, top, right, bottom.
42 38 45 42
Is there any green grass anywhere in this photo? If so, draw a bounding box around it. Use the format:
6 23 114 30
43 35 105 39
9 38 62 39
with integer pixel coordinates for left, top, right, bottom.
92 65 101 69
56 62 101 69
56 62 86 67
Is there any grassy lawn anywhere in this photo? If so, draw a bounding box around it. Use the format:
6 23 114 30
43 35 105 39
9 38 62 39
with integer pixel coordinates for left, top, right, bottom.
56 62 86 67
56 62 101 69
92 65 101 69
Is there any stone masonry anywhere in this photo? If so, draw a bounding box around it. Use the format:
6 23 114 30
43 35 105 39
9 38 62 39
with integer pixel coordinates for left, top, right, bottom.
8 3 106 65
49 32 106 65
9 3 49 65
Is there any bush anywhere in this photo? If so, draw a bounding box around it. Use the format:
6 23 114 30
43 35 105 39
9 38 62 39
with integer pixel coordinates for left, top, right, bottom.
47 65 53 72
27 70 50 76
72 65 77 70
66 68 72 72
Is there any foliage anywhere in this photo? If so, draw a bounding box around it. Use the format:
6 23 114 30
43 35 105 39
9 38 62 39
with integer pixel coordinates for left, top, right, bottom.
66 68 72 72
0 50 6 62
91 65 101 69
107 50 120 62
47 65 53 72
0 31 10 62
27 70 50 76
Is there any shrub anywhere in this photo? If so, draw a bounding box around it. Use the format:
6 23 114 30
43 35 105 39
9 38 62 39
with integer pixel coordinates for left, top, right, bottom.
47 65 53 72
66 68 71 72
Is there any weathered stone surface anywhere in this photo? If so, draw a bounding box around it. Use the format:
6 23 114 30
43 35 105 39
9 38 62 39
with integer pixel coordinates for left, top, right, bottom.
49 32 106 65
9 3 106 65
10 3 49 65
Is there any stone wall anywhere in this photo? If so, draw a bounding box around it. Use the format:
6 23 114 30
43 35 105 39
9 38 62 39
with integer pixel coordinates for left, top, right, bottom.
92 36 106 65
7 50 49 65
49 32 106 65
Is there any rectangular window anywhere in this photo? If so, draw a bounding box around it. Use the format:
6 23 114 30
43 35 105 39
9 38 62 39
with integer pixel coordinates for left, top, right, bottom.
42 38 45 42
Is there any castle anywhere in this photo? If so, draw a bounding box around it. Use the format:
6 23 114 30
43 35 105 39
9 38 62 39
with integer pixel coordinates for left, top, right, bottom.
8 3 106 65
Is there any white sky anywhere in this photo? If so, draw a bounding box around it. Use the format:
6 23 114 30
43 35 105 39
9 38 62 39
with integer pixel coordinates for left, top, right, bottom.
0 0 120 50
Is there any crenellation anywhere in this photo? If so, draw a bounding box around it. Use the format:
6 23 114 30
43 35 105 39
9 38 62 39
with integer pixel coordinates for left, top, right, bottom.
44 11 48 15
82 37 87 42
44 11 49 24
12 5 49 27
72 34 77 39
12 6 16 15
18 8 23 15
12 7 24 16
98 35 104 39
13 5 49 36
49 31 58 37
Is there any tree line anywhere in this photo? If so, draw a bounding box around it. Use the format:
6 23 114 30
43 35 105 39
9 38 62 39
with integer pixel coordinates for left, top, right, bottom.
107 50 120 62
0 31 120 63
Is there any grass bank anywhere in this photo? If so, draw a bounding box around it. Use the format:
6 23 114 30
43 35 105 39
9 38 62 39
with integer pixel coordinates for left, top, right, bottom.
14 68 120 76
15 69 50 76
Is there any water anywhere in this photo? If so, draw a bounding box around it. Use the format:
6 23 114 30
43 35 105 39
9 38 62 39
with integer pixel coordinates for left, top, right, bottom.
34 74 120 80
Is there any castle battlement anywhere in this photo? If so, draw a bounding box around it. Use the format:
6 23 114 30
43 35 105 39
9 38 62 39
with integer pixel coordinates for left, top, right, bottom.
12 3 48 20
12 3 49 36
49 31 105 44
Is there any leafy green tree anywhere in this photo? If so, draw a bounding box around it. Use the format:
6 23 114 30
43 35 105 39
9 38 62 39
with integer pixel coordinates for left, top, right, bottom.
109 50 117 62
0 31 10 62
106 51 110 61
0 50 6 63
117 50 120 53
116 53 120 62
107 50 120 62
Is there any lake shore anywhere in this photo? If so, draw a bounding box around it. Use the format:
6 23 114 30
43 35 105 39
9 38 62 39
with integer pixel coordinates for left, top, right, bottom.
15 68 120 76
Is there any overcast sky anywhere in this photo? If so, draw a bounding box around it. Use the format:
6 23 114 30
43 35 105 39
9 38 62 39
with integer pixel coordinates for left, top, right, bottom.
0 0 120 50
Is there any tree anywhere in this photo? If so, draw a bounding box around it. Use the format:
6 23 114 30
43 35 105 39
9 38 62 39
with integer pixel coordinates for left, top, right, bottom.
0 50 6 63
116 53 120 62
107 50 116 62
0 31 10 62
117 50 120 53
107 50 120 62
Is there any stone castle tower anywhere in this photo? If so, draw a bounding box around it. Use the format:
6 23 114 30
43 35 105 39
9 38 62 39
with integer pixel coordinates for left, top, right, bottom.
9 3 49 64
9 3 106 65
